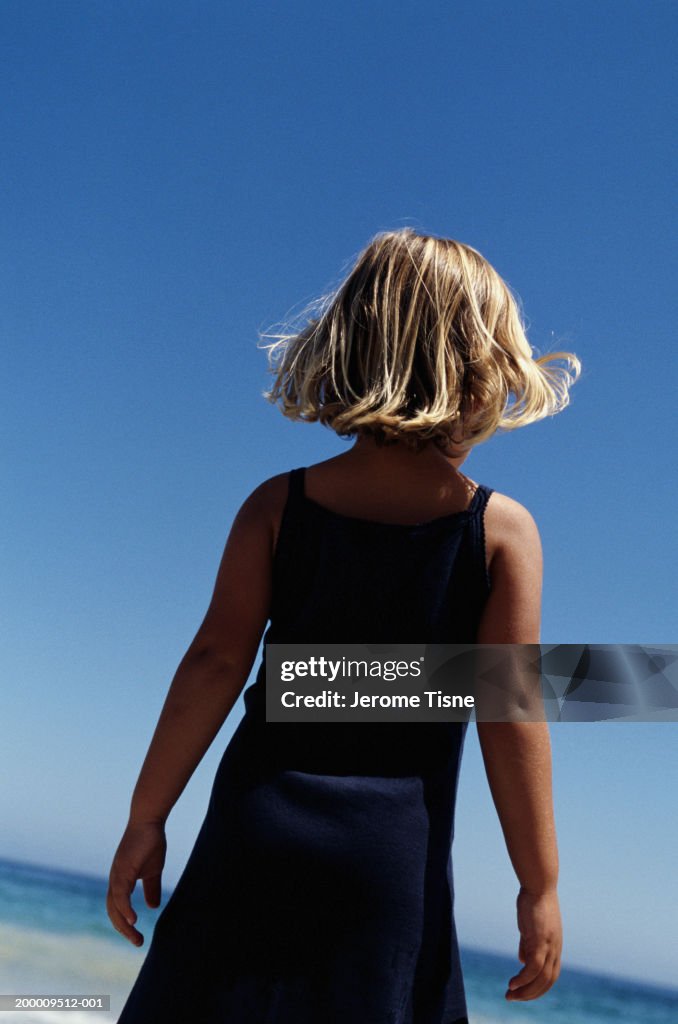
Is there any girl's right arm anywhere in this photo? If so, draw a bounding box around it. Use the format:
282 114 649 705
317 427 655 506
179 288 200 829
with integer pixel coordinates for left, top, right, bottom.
475 496 563 1003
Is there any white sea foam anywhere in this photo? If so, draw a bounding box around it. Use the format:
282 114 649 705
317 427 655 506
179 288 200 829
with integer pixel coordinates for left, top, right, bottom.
1 1013 111 1024
0 921 142 1023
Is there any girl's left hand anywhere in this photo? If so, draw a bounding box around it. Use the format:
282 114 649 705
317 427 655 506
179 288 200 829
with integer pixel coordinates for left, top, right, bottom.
106 821 167 947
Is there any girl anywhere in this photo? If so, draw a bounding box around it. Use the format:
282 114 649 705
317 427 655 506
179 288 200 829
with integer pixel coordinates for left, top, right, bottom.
108 227 580 1023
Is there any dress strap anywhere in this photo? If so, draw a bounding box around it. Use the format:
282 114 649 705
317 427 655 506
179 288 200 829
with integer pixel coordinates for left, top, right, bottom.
467 482 494 516
468 484 494 593
288 466 307 502
271 469 307 611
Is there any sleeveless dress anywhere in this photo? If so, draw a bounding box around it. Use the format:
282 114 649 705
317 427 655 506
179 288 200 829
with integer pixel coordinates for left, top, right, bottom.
117 466 494 1024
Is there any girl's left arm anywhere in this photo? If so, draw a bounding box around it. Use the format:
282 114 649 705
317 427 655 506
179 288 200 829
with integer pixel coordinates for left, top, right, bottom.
126 479 276 828
108 479 276 945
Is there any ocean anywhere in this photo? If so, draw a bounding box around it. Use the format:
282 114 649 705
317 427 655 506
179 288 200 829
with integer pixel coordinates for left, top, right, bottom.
0 856 675 1023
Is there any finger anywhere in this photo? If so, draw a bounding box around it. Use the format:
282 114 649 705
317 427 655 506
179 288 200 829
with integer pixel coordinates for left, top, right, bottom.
538 961 560 997
507 953 557 1001
109 872 142 938
507 950 548 992
143 874 162 908
106 890 144 946
109 870 137 924
542 956 562 994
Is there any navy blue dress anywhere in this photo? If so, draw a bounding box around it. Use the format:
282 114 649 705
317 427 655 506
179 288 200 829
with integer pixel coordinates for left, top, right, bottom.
117 466 494 1024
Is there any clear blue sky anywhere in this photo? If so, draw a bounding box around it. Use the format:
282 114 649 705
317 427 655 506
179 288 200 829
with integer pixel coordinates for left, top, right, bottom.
2 0 676 990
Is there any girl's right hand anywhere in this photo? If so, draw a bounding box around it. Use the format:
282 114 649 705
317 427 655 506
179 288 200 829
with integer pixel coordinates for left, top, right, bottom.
106 820 167 947
506 887 562 1001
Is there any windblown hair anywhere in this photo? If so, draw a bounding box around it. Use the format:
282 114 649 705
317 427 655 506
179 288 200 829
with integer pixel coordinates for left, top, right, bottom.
258 227 581 453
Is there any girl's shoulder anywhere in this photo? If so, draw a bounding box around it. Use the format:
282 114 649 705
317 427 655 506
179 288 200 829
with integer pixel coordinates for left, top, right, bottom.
235 472 292 558
483 489 542 579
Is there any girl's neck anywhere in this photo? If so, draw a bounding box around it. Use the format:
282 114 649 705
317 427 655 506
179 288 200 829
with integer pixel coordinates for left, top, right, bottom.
350 434 472 471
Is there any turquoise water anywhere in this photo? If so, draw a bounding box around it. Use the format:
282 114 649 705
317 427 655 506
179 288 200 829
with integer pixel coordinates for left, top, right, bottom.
0 856 676 1023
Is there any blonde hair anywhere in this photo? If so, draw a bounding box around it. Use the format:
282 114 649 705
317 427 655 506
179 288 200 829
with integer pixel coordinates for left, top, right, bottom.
258 227 581 453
